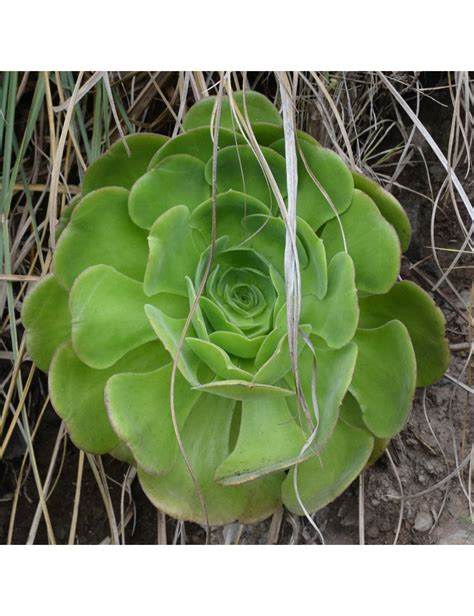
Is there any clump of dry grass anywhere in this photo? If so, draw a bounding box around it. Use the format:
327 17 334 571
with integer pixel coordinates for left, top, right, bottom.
0 71 472 545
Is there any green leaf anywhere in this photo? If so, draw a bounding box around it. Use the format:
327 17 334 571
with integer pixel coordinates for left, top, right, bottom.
190 190 271 251
194 380 294 400
350 321 417 438
53 187 149 289
109 442 135 464
21 275 71 372
215 396 308 484
286 341 358 448
199 296 242 335
138 395 284 526
148 127 245 168
144 205 200 297
208 331 265 359
145 304 200 386
186 338 253 381
50 341 166 454
128 154 210 229
339 393 390 465
82 133 168 194
272 139 354 230
55 194 81 241
296 216 327 299
353 171 412 251
239 213 308 276
282 418 374 515
358 281 449 387
106 363 200 474
253 325 312 385
255 327 285 367
250 123 288 146
204 144 287 210
70 265 164 369
301 252 358 348
251 123 319 147
321 189 401 294
182 91 282 131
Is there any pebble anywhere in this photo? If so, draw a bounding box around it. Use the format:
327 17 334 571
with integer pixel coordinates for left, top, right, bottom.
367 525 379 539
414 511 433 532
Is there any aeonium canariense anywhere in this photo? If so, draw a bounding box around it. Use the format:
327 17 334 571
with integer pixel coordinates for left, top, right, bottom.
22 91 449 525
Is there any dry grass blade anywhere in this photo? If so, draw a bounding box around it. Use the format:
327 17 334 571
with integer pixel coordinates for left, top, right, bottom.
378 71 474 222
358 472 365 545
26 422 66 544
47 71 84 250
85 454 120 545
157 511 167 545
52 71 105 112
385 449 404 545
68 450 85 545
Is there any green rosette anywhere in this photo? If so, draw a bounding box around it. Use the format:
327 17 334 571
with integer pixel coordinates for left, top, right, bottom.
22 91 449 525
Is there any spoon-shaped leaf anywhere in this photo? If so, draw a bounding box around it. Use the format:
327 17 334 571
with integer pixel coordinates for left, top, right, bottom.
204 144 287 209
182 91 282 131
358 281 449 386
286 341 358 447
106 363 200 474
53 187 149 289
300 252 358 348
138 395 284 526
148 127 245 168
22 275 71 372
321 189 401 294
353 171 412 251
282 417 374 514
70 265 178 369
349 320 417 438
83 133 168 194
144 205 200 297
129 154 210 229
215 396 309 484
50 341 166 454
271 139 354 230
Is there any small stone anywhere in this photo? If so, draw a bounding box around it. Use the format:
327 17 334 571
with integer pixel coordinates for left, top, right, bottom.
414 511 433 532
340 509 359 528
367 525 379 539
424 460 435 473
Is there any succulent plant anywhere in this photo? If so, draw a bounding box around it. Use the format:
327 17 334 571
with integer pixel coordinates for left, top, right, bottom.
22 90 449 526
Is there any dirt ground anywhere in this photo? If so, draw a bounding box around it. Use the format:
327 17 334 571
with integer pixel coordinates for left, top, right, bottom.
0 73 472 545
